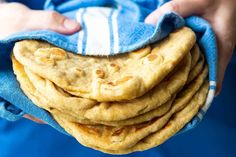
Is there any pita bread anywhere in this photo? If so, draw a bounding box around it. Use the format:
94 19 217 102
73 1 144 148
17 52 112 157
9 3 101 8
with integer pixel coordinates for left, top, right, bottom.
22 53 191 122
51 65 208 151
87 81 209 154
13 27 196 102
45 97 174 126
13 53 208 151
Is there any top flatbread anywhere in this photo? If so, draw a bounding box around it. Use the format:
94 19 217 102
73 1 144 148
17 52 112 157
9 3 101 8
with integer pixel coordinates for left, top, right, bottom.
12 52 191 122
13 27 196 101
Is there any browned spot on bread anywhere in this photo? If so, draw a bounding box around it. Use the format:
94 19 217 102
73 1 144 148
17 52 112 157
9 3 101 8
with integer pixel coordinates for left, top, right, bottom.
110 63 120 71
49 107 54 111
73 68 85 77
147 54 157 61
96 69 105 78
107 82 115 86
49 48 68 60
35 57 55 66
112 128 124 136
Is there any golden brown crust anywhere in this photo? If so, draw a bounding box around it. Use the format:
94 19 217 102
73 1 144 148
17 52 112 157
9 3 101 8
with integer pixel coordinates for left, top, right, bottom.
13 27 196 102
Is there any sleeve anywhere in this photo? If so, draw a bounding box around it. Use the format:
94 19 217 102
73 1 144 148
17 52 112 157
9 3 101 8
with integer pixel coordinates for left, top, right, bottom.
0 97 24 121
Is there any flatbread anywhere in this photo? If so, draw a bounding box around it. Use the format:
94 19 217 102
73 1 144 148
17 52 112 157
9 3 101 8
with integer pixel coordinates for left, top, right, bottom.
51 66 208 151
12 52 190 125
21 53 191 122
13 27 196 102
13 52 208 151
49 46 201 126
87 81 209 154
12 56 174 126
46 97 174 126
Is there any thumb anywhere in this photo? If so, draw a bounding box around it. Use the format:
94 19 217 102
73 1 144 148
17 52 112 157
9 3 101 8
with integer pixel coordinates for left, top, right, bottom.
25 10 80 34
145 0 209 25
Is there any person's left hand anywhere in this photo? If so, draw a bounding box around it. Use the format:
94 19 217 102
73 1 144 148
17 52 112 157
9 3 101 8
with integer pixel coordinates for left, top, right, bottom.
0 2 81 39
0 2 81 123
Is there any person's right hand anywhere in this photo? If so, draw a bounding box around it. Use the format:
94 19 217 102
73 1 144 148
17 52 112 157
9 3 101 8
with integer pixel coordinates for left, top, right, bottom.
0 2 81 123
0 2 81 39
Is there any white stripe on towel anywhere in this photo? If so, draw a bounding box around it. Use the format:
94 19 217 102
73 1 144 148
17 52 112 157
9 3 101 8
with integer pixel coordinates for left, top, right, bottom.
111 9 120 54
76 9 85 54
78 7 112 55
209 81 216 87
202 88 215 112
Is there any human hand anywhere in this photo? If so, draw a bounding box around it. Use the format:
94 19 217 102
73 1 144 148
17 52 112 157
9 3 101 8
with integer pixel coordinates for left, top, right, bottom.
0 2 80 39
0 3 81 123
145 0 236 95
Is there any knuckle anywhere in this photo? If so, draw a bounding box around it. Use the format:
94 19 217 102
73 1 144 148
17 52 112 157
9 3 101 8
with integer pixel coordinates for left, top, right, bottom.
46 10 61 21
47 10 59 17
168 1 180 12
45 10 65 26
43 11 60 26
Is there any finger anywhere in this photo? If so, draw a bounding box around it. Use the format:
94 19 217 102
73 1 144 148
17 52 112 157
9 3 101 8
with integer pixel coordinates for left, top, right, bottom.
215 41 234 96
212 14 235 96
24 114 46 124
214 37 235 95
25 10 80 34
145 0 210 25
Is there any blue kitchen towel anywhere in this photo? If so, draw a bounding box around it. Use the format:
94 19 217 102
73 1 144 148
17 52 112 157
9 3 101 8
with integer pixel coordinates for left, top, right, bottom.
0 0 217 136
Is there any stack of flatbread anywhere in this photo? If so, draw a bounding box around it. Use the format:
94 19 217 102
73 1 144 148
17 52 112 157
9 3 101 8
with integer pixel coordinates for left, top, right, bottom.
12 27 209 154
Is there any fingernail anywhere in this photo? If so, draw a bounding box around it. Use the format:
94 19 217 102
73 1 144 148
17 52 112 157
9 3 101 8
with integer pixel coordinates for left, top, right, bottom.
64 19 80 30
